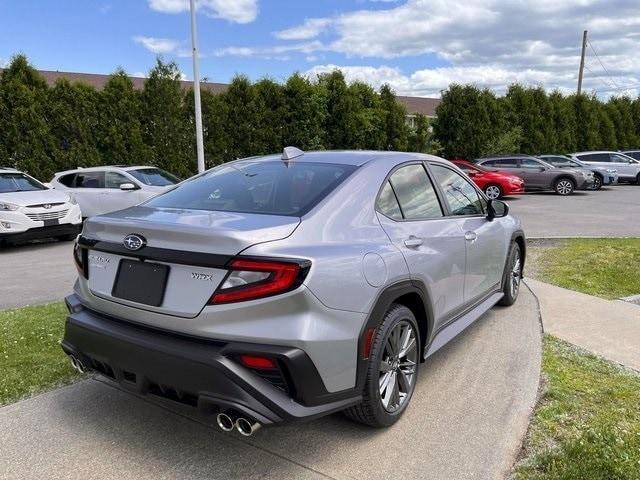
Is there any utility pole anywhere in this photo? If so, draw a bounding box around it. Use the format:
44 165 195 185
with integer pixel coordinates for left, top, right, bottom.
577 30 588 95
189 0 205 174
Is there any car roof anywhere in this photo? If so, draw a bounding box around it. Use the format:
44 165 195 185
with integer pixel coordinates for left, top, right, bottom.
54 165 158 176
232 150 448 168
0 166 21 173
477 154 539 161
571 151 616 155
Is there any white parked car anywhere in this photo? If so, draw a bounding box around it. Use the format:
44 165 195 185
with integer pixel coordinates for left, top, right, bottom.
50 166 181 218
0 167 82 246
569 151 640 184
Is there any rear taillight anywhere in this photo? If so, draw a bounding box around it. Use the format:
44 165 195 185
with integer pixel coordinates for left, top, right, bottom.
210 258 310 304
73 241 88 279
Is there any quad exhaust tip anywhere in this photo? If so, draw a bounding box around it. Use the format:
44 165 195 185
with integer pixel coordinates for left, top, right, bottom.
69 355 87 374
236 417 261 436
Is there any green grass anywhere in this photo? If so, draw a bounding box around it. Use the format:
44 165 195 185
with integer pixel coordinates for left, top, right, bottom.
531 238 640 299
0 302 80 406
514 336 640 479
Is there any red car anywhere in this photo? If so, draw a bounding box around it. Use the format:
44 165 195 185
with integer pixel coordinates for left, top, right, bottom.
450 160 525 199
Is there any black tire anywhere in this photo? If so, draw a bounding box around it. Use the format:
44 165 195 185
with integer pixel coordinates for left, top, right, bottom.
484 184 503 199
635 173 640 185
498 242 522 306
554 177 575 195
592 174 603 190
343 304 420 427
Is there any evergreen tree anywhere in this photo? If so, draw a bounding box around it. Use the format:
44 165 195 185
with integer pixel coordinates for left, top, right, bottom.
196 88 229 167
47 79 101 172
283 73 326 150
379 84 408 150
141 58 193 177
348 81 385 150
607 97 637 149
596 103 617 150
316 70 359 149
0 55 56 179
97 69 150 167
548 91 577 153
503 85 553 154
572 94 601 150
220 75 258 159
252 78 286 154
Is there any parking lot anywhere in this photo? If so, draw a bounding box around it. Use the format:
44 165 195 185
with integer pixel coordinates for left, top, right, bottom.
2 183 639 309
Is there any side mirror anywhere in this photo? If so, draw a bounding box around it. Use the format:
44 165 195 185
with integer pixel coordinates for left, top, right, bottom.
487 199 509 220
119 183 137 191
538 166 546 172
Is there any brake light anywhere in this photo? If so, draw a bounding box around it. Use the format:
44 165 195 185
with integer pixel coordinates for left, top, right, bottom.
210 258 309 304
73 241 88 279
239 354 277 370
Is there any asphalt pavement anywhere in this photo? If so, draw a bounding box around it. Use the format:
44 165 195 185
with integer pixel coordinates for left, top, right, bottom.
0 287 542 480
505 183 640 238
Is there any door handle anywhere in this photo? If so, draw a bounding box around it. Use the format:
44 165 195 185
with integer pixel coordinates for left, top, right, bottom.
404 236 423 248
464 231 478 242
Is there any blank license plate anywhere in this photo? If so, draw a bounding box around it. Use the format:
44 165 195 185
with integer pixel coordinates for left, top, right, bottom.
112 260 169 307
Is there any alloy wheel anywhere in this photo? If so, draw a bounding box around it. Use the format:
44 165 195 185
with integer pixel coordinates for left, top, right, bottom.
593 176 602 190
510 250 521 298
556 180 573 195
378 320 418 413
485 185 501 199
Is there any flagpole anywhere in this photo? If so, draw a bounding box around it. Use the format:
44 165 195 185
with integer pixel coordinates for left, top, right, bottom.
189 0 205 173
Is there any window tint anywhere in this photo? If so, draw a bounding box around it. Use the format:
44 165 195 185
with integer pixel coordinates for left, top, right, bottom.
624 151 640 160
543 156 575 167
0 173 47 193
610 153 632 163
58 174 76 187
387 164 443 220
105 172 132 189
146 161 357 217
484 158 518 168
430 164 486 216
579 153 610 163
75 171 104 188
377 181 402 220
128 168 180 186
520 158 542 169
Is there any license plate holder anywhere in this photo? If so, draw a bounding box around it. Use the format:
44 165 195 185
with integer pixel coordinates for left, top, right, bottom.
43 219 59 227
112 260 169 307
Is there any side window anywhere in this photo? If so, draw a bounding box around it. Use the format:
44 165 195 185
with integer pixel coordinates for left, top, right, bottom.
74 171 104 188
610 153 631 163
481 160 497 167
580 153 609 163
387 164 443 220
58 173 76 187
520 158 542 169
430 164 486 216
377 181 402 220
105 171 133 189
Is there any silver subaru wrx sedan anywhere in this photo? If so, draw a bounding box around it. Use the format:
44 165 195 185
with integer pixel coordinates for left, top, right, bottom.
62 148 525 432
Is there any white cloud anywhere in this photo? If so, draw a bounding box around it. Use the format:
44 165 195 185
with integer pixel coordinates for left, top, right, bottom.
283 0 640 97
274 18 331 40
133 36 180 54
147 0 258 23
213 41 324 59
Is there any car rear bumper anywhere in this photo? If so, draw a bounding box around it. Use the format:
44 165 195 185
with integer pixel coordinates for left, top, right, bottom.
0 223 81 243
61 294 361 426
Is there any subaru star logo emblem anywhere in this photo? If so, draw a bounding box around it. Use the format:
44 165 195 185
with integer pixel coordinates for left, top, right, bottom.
123 234 146 251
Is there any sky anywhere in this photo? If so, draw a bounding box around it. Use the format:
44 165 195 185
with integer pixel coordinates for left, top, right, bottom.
1 0 639 98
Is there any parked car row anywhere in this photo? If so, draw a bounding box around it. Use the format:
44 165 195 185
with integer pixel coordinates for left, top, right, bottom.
0 165 180 246
453 150 640 197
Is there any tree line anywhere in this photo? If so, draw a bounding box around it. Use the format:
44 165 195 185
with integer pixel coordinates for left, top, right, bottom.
434 84 640 160
0 55 436 180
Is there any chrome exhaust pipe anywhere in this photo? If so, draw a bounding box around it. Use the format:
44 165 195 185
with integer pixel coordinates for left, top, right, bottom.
216 412 235 432
235 417 261 436
69 355 86 374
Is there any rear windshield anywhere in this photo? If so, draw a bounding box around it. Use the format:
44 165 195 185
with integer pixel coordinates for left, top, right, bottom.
0 173 47 193
145 161 357 216
128 168 181 186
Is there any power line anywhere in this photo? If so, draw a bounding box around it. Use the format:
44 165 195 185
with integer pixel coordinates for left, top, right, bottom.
587 38 620 89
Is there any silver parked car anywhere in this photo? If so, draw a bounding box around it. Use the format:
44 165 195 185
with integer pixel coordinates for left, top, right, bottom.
538 154 618 190
569 151 640 184
61 149 525 432
477 155 594 195
50 166 181 218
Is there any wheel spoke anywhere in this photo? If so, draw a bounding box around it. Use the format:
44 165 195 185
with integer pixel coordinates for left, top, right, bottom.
381 372 397 408
399 336 416 358
380 360 393 373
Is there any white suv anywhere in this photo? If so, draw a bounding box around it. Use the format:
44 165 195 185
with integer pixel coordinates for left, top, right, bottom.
0 167 82 246
50 166 181 218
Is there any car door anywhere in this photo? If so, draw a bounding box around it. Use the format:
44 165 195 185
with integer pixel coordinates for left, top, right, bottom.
72 171 106 217
518 158 549 188
375 162 466 331
428 163 507 303
104 171 144 213
609 153 636 179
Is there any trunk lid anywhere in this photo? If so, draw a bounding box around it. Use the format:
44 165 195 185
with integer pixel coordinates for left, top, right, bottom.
82 206 300 318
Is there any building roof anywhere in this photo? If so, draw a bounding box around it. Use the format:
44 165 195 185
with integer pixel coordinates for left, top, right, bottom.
3 69 441 117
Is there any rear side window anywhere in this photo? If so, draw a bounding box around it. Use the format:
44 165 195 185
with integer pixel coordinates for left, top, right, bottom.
75 172 104 188
58 173 76 187
105 172 132 189
385 164 443 220
482 158 518 168
624 151 640 160
520 158 542 169
128 168 180 186
430 164 486 216
579 153 610 163
377 181 403 220
146 161 357 217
